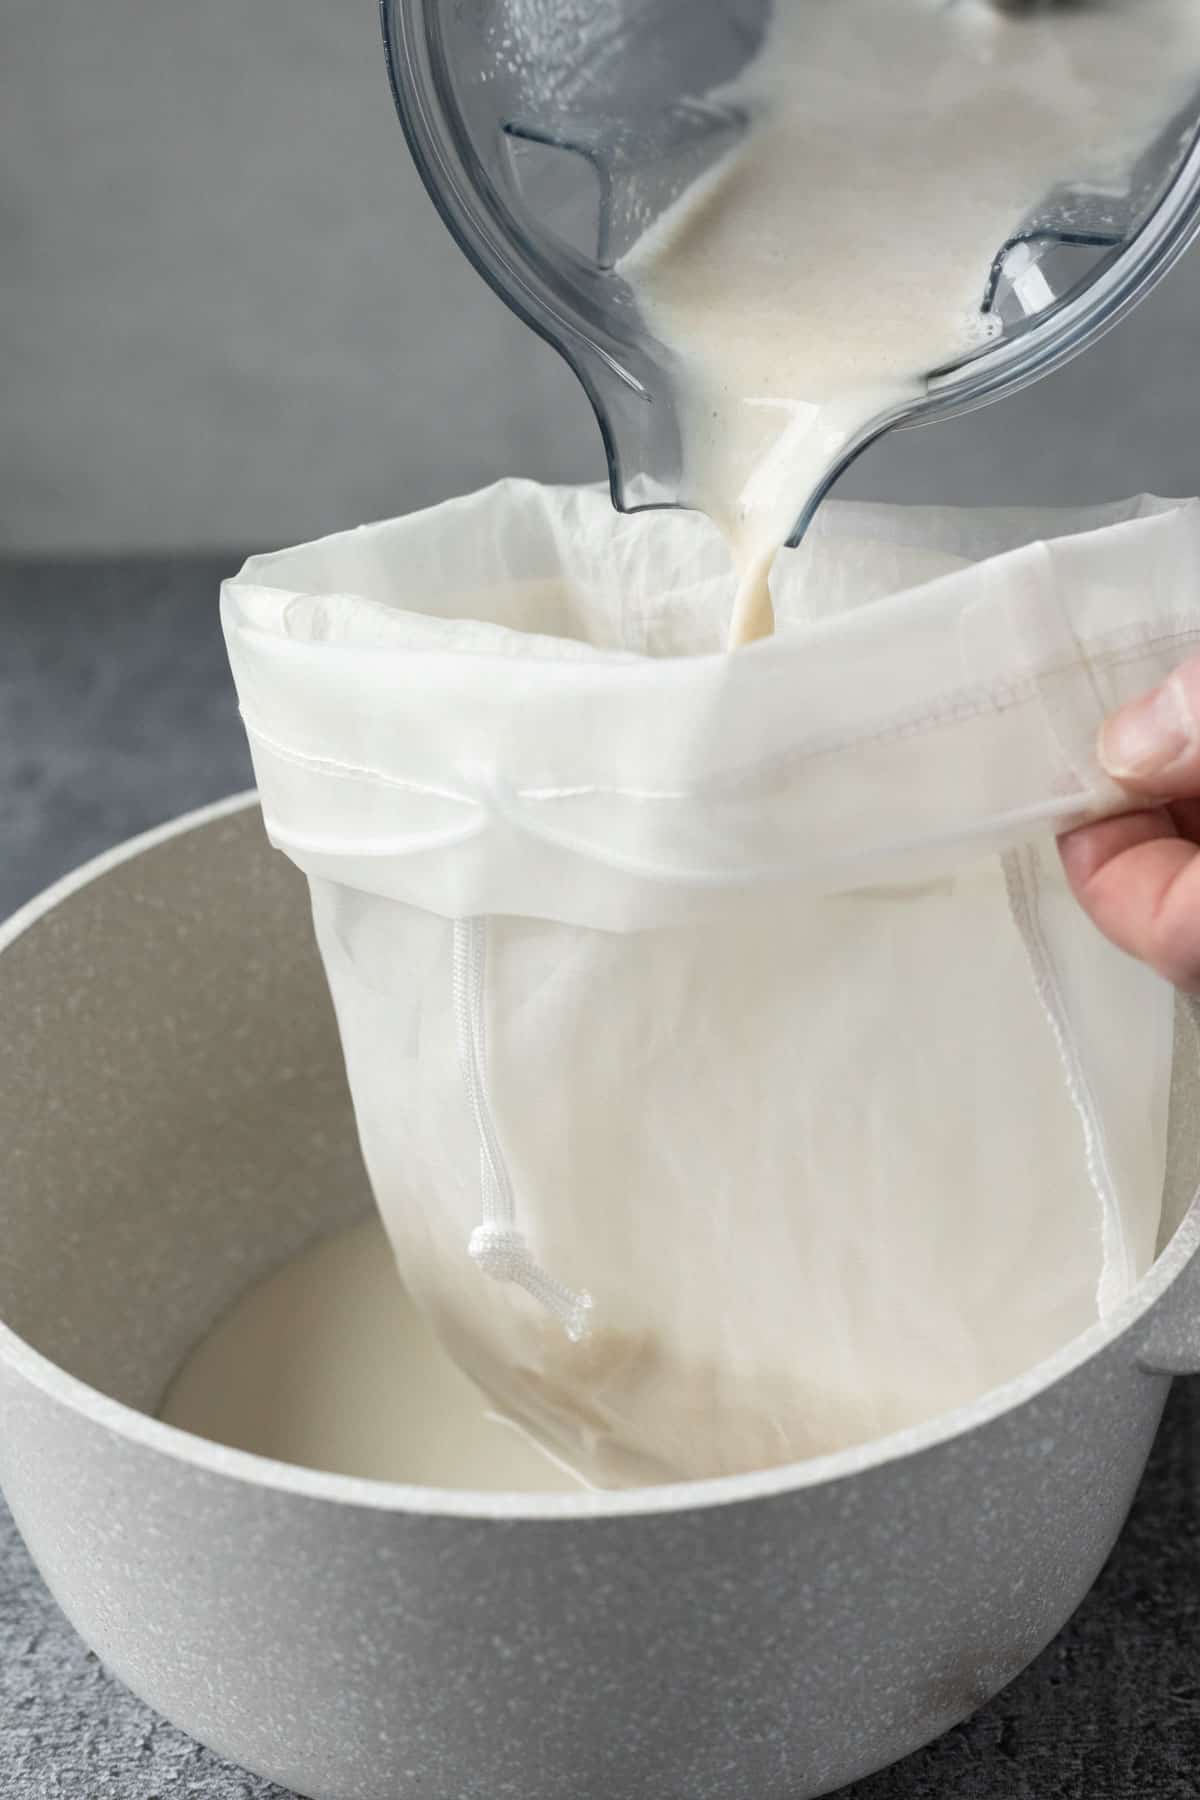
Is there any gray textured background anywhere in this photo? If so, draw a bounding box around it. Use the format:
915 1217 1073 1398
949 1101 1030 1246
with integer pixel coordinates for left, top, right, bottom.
3 0 1200 556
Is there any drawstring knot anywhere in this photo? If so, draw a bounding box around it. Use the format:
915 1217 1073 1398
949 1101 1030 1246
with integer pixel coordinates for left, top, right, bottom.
468 1224 531 1280
469 1226 593 1342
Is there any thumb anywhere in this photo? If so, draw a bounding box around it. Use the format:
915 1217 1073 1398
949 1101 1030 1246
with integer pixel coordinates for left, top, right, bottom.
1099 655 1200 801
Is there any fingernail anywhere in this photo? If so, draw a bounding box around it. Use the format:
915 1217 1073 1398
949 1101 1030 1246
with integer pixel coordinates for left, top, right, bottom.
1100 675 1197 780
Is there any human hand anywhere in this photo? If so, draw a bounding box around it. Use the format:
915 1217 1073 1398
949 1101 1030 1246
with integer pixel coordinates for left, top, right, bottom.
1059 656 1200 994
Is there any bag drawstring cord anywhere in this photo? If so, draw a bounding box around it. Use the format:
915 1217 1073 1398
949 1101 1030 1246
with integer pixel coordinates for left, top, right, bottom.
452 917 592 1342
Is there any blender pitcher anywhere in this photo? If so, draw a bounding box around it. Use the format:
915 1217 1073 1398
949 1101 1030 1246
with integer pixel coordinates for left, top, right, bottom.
382 0 1200 542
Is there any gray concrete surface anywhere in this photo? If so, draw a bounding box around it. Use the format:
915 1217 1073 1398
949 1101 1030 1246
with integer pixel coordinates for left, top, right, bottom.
3 0 1200 555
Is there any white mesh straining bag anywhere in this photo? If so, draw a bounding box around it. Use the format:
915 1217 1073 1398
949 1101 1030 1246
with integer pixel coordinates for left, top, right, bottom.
222 482 1196 1486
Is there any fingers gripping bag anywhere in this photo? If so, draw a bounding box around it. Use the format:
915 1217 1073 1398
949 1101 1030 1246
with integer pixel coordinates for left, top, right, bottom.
222 482 1199 1487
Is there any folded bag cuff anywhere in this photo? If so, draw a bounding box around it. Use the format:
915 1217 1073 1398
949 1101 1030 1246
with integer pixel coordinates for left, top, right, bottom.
221 488 1200 931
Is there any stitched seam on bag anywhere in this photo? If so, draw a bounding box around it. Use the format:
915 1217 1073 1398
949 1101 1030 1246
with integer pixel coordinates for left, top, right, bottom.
245 712 696 803
627 621 1200 802
241 622 1200 807
518 622 1200 804
1001 846 1133 1311
722 620 1200 777
242 717 475 806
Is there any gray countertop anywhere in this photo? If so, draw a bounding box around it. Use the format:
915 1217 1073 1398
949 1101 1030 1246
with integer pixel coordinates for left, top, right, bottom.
2 555 1199 1799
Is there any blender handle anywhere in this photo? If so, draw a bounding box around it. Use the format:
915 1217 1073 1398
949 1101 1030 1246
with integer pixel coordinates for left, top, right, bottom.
379 0 684 516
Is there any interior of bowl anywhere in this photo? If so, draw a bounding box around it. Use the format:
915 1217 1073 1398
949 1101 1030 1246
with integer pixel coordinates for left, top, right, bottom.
0 801 370 1417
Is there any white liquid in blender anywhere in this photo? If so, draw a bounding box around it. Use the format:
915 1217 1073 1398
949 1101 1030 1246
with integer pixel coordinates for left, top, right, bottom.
620 0 1200 647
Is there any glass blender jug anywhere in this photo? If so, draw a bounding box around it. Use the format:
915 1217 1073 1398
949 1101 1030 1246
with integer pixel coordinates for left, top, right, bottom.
382 0 1200 542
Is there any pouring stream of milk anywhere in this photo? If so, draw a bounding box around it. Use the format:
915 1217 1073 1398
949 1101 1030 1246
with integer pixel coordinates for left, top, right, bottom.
620 0 1200 648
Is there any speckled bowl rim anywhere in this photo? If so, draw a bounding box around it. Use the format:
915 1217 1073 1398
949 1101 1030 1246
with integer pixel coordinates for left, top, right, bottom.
0 791 1195 1523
